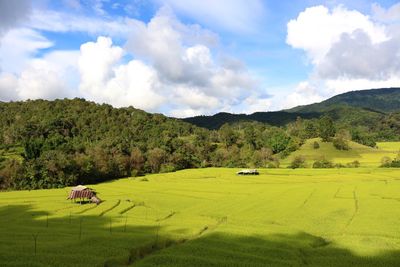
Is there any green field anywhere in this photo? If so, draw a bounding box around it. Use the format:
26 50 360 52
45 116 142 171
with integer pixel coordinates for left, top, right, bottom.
1 167 400 266
281 138 400 168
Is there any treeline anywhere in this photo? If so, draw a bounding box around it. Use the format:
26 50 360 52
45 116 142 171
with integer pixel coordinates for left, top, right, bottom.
0 99 397 190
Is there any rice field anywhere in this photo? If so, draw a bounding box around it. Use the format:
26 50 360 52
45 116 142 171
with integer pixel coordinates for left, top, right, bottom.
281 138 400 167
1 166 400 266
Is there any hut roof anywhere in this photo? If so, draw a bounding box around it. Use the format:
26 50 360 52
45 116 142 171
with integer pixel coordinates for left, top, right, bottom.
71 185 88 191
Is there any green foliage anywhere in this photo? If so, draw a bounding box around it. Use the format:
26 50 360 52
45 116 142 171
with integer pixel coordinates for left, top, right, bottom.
381 152 400 167
332 137 350 150
346 160 360 168
289 155 306 169
1 96 400 190
318 115 336 142
264 127 291 154
313 141 320 149
312 157 334 168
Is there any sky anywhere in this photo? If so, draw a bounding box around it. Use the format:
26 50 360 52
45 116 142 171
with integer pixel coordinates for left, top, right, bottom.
0 0 399 117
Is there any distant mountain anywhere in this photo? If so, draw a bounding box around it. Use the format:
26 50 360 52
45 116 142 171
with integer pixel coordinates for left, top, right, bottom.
287 87 400 113
183 88 400 130
183 111 320 130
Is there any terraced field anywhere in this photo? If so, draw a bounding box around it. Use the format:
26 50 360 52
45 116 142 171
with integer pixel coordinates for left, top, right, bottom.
281 138 400 167
1 167 400 266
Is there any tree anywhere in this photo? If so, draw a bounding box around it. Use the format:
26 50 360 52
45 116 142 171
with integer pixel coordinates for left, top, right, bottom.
289 155 306 169
318 116 335 142
264 127 291 154
333 129 350 150
219 124 238 148
130 147 144 174
147 148 166 173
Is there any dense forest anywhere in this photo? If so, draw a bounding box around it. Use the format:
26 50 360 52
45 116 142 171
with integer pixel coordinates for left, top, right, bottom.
0 94 399 190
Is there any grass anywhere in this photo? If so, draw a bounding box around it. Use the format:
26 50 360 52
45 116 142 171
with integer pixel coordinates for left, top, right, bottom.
281 138 400 168
1 164 400 266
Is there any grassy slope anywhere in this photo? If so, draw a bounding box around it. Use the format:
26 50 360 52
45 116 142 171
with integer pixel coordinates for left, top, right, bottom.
1 167 400 266
281 138 400 168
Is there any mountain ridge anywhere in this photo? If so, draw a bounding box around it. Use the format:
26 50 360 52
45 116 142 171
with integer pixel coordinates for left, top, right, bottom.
183 87 400 129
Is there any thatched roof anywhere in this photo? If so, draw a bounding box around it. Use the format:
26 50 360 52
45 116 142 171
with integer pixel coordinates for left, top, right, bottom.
71 185 88 191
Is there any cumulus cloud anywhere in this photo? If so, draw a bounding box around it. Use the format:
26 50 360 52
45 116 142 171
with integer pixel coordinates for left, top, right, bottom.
0 6 269 116
284 4 400 109
0 50 79 101
76 10 269 116
287 5 387 64
317 30 400 80
0 0 31 36
0 28 53 73
158 0 266 34
78 36 165 111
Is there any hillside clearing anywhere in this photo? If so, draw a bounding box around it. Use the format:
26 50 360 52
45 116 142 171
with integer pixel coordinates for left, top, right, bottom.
281 139 400 168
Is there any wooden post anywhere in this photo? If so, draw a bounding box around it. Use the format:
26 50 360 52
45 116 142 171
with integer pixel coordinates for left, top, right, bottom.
79 218 82 240
32 233 39 255
124 215 128 233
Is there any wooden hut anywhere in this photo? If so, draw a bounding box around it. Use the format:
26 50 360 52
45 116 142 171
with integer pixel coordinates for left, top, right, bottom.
67 185 101 204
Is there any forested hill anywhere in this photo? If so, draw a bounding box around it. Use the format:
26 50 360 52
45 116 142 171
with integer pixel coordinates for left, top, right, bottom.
1 97 399 190
287 87 400 113
183 111 319 130
0 99 209 189
183 88 400 130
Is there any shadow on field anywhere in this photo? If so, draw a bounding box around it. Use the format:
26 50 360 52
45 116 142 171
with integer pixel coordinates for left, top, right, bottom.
135 232 400 267
0 204 400 267
0 204 163 267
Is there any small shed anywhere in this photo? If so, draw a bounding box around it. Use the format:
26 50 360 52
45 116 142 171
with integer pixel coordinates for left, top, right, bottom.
67 185 101 204
236 169 259 175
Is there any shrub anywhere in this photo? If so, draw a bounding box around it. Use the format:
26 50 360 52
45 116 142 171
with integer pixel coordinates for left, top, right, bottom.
380 156 392 167
333 137 350 150
289 155 306 169
160 164 176 173
266 157 280 168
346 160 360 168
313 141 320 149
312 157 334 168
334 163 346 168
130 169 139 177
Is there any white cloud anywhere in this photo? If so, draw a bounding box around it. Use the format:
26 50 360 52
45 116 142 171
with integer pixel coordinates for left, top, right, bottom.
317 30 400 80
282 82 324 109
123 9 269 116
28 9 132 37
0 73 18 101
0 50 79 101
287 5 387 64
284 4 400 109
0 28 53 73
372 3 400 23
158 0 266 34
0 6 270 116
324 76 400 95
78 36 165 111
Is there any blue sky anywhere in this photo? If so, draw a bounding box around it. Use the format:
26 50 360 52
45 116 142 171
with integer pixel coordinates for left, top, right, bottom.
0 0 399 117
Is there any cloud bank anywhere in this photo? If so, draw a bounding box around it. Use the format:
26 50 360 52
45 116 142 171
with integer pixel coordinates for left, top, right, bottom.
285 4 400 106
0 7 269 117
